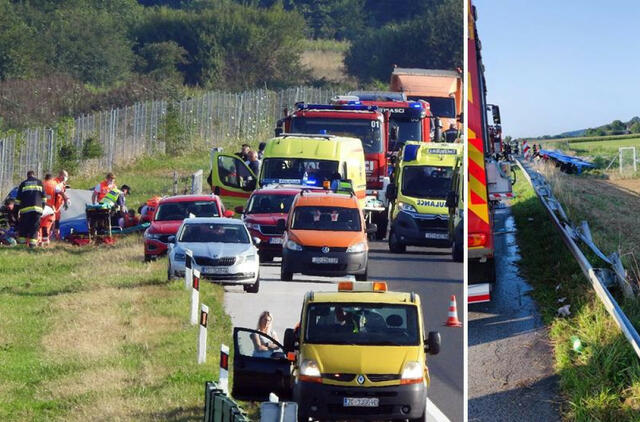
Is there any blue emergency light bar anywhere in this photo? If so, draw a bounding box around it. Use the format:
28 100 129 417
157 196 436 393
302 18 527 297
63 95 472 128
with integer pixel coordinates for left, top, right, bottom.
296 103 378 112
409 102 423 109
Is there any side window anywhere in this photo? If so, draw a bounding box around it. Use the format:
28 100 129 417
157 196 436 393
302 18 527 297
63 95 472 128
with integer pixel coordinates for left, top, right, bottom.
237 329 283 359
342 162 348 179
218 156 241 188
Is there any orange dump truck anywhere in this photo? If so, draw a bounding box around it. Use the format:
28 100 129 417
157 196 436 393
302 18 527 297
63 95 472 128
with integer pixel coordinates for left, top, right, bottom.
390 68 463 133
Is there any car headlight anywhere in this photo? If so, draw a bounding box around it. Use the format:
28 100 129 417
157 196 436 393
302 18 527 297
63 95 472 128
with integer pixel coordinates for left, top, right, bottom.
285 240 303 251
246 222 260 231
244 254 257 262
346 241 366 253
300 359 321 377
144 230 162 240
398 202 417 213
400 361 423 384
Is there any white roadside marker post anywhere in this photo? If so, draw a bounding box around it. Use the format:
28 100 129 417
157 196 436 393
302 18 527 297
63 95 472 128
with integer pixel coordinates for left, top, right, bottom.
185 249 193 289
220 344 229 395
197 304 209 364
190 269 200 325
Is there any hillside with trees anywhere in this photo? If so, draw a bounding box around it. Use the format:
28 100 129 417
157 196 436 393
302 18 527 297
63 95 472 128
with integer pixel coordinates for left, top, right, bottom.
0 0 462 130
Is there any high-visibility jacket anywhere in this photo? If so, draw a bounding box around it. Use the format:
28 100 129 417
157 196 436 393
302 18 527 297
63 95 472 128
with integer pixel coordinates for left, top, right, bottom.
43 179 58 208
95 180 115 202
99 188 122 208
16 176 46 214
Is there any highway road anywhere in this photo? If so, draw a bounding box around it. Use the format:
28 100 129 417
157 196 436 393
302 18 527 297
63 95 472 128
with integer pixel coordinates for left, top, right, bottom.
224 240 463 422
468 204 559 421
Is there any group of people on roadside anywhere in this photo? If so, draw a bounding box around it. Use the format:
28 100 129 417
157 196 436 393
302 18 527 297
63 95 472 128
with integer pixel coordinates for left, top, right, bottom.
236 143 266 176
0 170 70 248
91 172 141 229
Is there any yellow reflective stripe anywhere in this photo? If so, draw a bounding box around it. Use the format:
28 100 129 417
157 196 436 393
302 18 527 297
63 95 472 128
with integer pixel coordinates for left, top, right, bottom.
22 185 43 191
19 206 43 214
14 199 21 205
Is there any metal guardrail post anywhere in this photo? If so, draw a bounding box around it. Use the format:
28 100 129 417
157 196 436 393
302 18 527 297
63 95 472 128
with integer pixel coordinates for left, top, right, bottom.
517 159 640 359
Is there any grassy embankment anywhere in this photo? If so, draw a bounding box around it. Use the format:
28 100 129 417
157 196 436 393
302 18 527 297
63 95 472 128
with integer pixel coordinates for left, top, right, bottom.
301 39 353 84
540 134 640 169
510 165 640 420
0 150 250 421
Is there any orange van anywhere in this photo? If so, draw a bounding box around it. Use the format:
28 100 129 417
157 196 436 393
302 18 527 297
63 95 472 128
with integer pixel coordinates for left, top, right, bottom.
280 190 376 281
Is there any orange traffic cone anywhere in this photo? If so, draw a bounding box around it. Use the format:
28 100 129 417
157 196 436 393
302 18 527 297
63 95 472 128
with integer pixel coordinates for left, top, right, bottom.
445 295 462 327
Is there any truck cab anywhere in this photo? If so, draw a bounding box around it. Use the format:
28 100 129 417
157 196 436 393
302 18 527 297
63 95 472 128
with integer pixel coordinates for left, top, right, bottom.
230 281 441 421
387 142 462 253
207 134 367 212
277 102 392 240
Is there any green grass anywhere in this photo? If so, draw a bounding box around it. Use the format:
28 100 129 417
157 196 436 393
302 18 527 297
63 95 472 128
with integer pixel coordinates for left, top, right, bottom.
300 38 350 53
540 135 640 159
510 167 640 420
0 236 234 421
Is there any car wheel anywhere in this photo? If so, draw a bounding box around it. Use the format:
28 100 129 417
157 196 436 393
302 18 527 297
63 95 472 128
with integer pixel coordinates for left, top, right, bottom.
355 268 368 281
388 230 406 253
244 273 260 293
280 263 293 281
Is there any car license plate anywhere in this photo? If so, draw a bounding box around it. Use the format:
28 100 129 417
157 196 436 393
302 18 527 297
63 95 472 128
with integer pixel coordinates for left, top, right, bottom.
343 397 379 407
204 266 229 274
311 257 339 264
269 237 283 244
425 232 448 240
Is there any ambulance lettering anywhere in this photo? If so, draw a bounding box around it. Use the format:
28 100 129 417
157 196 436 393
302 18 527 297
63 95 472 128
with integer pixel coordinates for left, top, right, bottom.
416 199 446 208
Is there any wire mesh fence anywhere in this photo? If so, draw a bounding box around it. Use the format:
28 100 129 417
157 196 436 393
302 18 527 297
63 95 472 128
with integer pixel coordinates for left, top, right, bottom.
0 86 339 197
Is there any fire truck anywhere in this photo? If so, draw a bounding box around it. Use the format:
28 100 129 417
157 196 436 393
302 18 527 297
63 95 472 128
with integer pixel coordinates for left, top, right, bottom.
468 0 513 303
277 102 392 240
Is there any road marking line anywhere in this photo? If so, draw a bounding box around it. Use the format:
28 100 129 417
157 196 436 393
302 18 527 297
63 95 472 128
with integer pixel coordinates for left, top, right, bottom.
427 398 450 422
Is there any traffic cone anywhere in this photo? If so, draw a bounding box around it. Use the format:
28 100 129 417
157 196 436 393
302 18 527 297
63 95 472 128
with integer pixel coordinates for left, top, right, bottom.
445 295 462 327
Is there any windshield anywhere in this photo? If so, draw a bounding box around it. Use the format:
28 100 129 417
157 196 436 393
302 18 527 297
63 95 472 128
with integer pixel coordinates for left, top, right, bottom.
305 303 419 346
408 96 455 118
178 223 249 243
401 166 453 199
291 206 361 231
290 117 383 153
154 201 220 221
394 119 423 143
246 193 295 214
261 158 339 187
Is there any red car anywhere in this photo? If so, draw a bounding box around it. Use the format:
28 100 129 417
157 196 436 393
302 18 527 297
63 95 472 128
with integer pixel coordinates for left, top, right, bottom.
235 187 300 262
144 194 232 261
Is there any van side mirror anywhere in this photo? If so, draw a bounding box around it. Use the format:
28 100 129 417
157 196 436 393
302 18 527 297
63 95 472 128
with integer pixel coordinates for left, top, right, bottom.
386 184 397 201
284 328 297 352
445 191 458 209
426 331 441 355
224 209 234 218
366 223 378 234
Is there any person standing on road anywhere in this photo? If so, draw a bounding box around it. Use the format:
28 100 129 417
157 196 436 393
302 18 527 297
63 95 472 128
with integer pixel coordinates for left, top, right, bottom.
15 170 46 248
92 172 117 204
252 311 280 356
236 144 251 162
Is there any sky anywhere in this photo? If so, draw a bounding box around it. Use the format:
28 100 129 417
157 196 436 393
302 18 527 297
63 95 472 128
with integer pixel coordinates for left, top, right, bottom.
474 0 640 138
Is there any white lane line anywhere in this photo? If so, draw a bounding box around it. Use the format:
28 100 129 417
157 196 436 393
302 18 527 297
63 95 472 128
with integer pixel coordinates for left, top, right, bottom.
427 398 451 422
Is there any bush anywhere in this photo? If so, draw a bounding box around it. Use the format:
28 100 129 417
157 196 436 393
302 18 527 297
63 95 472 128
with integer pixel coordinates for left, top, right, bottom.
57 143 79 174
82 137 103 159
163 104 186 156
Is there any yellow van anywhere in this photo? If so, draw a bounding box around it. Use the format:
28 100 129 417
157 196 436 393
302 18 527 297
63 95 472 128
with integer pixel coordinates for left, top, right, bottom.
230 281 441 421
207 134 367 211
387 142 462 253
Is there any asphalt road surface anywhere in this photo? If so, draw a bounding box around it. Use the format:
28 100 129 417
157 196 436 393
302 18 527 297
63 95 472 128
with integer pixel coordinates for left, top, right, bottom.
468 204 560 421
224 240 463 422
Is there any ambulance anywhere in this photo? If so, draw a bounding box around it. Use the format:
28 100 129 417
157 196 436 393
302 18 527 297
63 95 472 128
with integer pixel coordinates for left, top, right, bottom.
386 142 463 253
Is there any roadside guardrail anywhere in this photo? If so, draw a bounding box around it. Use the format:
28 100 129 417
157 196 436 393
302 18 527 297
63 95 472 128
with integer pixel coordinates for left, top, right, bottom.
203 381 249 422
517 159 640 359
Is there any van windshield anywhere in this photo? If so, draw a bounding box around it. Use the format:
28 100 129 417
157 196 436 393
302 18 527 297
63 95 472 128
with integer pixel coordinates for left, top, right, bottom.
304 303 419 346
401 166 453 199
155 201 220 221
261 158 339 187
290 117 383 153
291 206 361 232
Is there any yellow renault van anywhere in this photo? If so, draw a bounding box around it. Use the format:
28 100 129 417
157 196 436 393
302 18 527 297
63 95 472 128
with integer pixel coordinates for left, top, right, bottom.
207 134 367 211
387 142 462 252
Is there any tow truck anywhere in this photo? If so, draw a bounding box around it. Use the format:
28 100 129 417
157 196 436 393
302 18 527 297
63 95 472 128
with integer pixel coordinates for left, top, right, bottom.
230 281 441 421
468 0 514 303
276 102 392 240
386 142 462 253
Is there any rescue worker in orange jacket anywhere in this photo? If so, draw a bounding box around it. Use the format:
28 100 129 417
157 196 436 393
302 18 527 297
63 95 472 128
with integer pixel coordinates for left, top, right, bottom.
92 172 116 204
53 170 70 238
41 174 57 245
15 170 46 248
